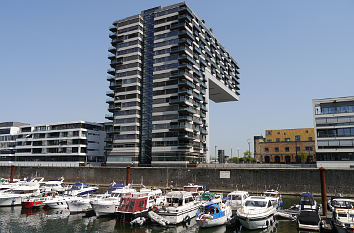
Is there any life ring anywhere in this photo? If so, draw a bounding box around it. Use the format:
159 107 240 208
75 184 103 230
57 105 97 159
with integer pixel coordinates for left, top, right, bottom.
152 206 158 212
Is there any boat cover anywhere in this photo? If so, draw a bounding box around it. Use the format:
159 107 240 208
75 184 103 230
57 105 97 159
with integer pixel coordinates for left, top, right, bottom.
298 210 320 225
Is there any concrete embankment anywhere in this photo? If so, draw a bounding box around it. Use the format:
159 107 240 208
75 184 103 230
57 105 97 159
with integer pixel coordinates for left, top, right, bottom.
0 166 353 196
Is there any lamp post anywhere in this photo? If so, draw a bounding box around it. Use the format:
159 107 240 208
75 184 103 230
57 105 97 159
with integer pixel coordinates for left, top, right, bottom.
247 139 251 158
215 145 217 163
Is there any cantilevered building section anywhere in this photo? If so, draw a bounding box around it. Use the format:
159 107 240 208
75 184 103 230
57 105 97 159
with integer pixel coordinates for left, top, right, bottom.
106 2 240 165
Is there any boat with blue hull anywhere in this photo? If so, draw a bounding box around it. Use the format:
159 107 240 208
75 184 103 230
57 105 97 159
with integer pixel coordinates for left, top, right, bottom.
196 198 232 228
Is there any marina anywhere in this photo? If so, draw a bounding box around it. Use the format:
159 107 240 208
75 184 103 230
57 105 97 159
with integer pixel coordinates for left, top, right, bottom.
0 175 351 233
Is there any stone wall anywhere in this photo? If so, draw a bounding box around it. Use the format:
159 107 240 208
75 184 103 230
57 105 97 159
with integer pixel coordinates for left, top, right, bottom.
0 166 353 196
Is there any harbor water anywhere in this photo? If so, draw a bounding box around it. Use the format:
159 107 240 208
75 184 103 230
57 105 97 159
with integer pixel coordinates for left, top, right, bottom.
0 196 321 233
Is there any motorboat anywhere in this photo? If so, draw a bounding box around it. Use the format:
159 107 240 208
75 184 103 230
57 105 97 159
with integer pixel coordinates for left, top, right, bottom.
64 183 98 196
44 195 71 209
21 192 56 208
263 190 283 209
0 178 42 207
183 184 206 199
328 193 344 212
66 195 94 213
116 192 150 219
196 198 232 228
237 196 276 230
297 209 321 231
91 185 136 217
226 191 249 211
40 178 67 193
294 193 318 211
155 191 201 224
331 198 354 233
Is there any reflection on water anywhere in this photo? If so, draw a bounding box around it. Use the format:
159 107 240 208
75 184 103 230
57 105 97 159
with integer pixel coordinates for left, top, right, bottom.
0 195 315 233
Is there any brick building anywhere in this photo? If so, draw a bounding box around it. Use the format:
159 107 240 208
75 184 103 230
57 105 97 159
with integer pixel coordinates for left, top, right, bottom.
254 128 315 164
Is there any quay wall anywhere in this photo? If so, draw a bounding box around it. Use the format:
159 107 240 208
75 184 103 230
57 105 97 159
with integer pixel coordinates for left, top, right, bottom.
0 166 353 196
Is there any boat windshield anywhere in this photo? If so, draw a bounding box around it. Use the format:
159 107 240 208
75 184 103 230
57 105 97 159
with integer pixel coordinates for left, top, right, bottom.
332 200 354 209
245 200 267 207
300 196 314 206
230 195 242 200
184 187 197 192
166 198 182 207
264 193 277 197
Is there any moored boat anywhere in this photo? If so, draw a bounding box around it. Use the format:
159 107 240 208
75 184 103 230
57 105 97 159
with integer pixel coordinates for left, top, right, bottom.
226 191 249 211
237 196 276 230
196 199 232 228
263 189 283 209
155 191 201 224
331 198 354 233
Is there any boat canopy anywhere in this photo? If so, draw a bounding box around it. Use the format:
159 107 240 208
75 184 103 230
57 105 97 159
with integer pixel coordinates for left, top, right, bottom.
201 192 215 201
73 183 88 187
109 183 124 189
301 193 314 199
166 191 191 199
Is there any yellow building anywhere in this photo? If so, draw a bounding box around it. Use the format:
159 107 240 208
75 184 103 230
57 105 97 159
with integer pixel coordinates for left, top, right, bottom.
255 128 315 164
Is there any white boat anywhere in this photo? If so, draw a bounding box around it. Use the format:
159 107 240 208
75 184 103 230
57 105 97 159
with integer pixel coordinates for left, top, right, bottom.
155 191 201 224
0 178 42 207
64 183 98 196
196 199 232 228
183 184 205 199
91 185 136 217
331 198 354 233
226 191 249 211
44 195 73 209
237 196 276 230
263 190 283 209
66 196 92 213
40 178 67 193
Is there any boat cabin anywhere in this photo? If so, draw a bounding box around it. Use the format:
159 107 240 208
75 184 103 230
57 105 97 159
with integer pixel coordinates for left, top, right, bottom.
228 191 249 201
183 184 205 197
201 192 216 202
198 203 225 219
244 196 272 208
331 198 354 209
165 191 194 207
299 193 317 210
117 193 149 213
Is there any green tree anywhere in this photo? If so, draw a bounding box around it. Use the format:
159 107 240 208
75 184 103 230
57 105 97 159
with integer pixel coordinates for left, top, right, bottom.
298 153 308 163
229 157 240 164
244 150 251 158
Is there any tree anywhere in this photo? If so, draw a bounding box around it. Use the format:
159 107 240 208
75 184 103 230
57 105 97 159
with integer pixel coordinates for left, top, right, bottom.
229 157 240 164
244 150 251 158
298 153 308 163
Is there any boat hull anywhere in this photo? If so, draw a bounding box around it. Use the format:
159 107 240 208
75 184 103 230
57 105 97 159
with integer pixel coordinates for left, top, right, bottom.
238 214 275 230
92 202 117 217
45 200 68 209
67 199 92 213
197 214 230 228
0 196 22 207
22 200 44 208
158 205 199 225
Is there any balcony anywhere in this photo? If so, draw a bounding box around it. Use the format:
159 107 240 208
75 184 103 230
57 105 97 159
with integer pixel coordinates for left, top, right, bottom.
178 63 193 71
106 98 114 104
107 75 115 82
109 32 116 39
108 46 116 53
109 25 117 32
193 92 202 101
193 46 202 55
178 55 195 65
178 14 192 22
107 68 115 75
179 107 196 114
200 104 208 112
108 105 121 112
170 22 186 30
179 115 193 121
193 118 202 125
179 30 195 40
108 53 115 60
179 79 195 89
179 89 193 96
105 113 114 120
193 69 202 77
106 90 114 97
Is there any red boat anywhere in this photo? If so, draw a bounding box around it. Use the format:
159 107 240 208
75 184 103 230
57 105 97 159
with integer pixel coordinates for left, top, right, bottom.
21 192 55 209
116 192 149 219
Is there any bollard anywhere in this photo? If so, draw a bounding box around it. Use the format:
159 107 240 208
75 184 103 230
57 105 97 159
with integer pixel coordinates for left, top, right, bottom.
10 165 15 183
126 166 131 185
319 167 328 216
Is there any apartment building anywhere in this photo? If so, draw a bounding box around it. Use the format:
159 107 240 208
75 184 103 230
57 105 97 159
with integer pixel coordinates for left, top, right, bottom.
313 96 354 168
254 128 315 164
106 2 240 165
0 122 28 161
12 121 105 162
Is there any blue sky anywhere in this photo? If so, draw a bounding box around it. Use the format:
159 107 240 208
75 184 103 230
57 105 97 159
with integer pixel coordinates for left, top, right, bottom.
1 0 353 157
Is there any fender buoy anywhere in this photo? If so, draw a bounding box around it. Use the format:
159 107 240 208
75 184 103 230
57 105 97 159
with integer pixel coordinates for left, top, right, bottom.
184 215 191 225
152 206 158 212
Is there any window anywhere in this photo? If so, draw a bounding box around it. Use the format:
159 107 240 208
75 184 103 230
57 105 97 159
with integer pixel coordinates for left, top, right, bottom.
285 147 290 152
265 148 269 152
296 146 300 151
285 138 290 142
267 139 272 142
276 138 280 142
275 147 279 152
306 130 309 133
295 135 301 141
308 137 313 141
277 132 280 135
305 146 313 151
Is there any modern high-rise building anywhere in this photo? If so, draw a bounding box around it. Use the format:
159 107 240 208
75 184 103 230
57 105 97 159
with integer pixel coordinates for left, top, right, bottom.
313 96 354 168
106 2 240 165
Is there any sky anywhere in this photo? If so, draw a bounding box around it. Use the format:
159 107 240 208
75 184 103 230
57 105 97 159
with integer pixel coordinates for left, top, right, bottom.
1 0 353 157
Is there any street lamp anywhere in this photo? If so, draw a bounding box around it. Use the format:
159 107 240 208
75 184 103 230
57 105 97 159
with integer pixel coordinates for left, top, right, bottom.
247 139 251 158
215 145 217 163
